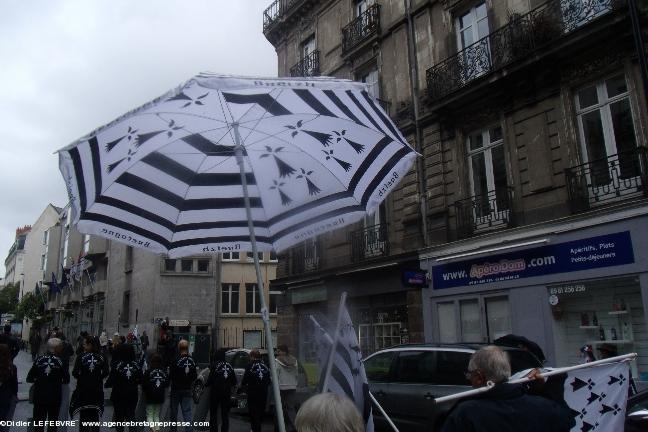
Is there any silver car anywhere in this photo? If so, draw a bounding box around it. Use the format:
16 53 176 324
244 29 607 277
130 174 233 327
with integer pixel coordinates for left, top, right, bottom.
364 344 543 432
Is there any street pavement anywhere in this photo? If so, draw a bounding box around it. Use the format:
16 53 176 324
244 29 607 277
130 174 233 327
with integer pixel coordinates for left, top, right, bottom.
10 349 273 431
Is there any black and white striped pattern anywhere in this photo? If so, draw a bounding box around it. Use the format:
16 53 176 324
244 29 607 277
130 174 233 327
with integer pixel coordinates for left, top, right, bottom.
312 310 374 431
58 74 417 257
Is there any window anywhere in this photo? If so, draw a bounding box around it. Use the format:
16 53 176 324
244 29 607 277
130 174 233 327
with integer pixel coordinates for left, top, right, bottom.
467 126 509 221
269 251 278 262
222 252 240 261
197 259 209 272
181 259 193 272
456 2 490 80
125 246 133 270
575 75 639 189
42 231 48 245
164 259 176 272
61 225 69 268
364 351 395 382
83 234 90 254
359 68 380 99
247 252 264 262
121 291 130 325
243 330 262 349
356 0 375 17
437 302 459 343
435 295 511 343
394 351 437 383
246 283 260 314
221 283 239 314
269 290 281 314
40 254 46 271
301 35 316 69
436 351 471 385
232 351 251 368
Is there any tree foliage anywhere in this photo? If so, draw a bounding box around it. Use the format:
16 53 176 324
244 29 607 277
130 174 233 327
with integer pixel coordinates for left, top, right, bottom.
0 283 20 317
15 292 42 321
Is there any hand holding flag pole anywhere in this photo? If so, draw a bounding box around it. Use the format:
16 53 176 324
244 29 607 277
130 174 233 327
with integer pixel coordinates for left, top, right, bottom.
433 352 637 404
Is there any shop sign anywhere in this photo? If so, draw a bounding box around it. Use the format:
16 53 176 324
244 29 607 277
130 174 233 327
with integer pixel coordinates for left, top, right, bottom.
432 231 634 289
401 269 429 287
169 319 190 327
548 283 586 296
291 285 326 304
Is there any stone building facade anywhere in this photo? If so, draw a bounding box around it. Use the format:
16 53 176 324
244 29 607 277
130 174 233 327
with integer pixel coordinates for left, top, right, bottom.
263 0 648 376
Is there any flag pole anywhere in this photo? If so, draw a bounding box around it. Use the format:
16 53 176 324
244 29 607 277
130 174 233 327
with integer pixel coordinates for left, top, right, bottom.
322 291 348 393
434 353 637 404
233 123 286 432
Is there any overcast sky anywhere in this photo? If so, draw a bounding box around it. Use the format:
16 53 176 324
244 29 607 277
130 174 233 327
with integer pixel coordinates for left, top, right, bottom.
0 0 278 278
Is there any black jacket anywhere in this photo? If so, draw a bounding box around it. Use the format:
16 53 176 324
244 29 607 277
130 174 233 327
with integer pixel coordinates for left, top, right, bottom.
142 368 169 404
241 360 271 402
26 354 70 406
0 334 19 359
70 352 109 416
170 354 197 392
441 383 575 432
0 365 18 408
105 360 142 405
206 360 237 400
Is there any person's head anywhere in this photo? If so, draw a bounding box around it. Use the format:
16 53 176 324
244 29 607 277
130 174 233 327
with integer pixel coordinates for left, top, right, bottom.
116 342 136 362
295 393 364 432
213 348 228 362
3 325 10 335
250 349 261 361
580 344 596 362
597 343 617 359
277 345 289 356
83 334 97 353
466 346 511 388
142 331 147 336
149 352 163 369
47 337 63 356
178 339 189 354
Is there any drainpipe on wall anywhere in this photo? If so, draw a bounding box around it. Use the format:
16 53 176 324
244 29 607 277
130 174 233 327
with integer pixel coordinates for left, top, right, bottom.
404 0 429 247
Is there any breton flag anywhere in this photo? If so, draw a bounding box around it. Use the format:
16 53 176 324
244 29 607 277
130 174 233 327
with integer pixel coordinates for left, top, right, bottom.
311 304 374 432
50 272 61 295
560 361 630 432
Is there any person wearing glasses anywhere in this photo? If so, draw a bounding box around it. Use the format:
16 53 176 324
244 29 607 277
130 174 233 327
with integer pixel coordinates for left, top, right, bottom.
441 346 574 432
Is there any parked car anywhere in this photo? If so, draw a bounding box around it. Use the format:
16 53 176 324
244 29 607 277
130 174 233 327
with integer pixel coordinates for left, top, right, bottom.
626 388 648 432
363 343 543 432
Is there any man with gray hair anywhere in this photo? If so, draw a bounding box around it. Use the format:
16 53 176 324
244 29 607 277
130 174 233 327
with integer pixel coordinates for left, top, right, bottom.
27 338 70 432
441 346 574 432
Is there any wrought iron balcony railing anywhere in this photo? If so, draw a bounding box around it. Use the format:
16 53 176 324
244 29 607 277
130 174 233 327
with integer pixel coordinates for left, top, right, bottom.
263 0 281 30
565 147 648 213
454 188 514 239
290 50 320 77
351 223 389 262
426 0 620 101
342 4 381 54
291 238 322 273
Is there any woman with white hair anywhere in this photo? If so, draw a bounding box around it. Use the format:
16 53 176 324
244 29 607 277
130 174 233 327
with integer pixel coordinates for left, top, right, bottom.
295 393 364 432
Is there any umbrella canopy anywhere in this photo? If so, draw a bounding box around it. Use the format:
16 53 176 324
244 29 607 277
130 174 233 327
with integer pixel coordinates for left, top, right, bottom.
57 73 417 258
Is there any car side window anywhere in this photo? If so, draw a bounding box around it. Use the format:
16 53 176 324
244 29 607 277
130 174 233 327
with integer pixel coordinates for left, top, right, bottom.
507 350 541 373
393 351 436 383
435 351 471 385
364 351 396 382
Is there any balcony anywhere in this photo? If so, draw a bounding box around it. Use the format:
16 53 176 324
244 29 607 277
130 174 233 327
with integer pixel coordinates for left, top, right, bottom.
426 0 621 101
290 50 320 77
342 4 381 55
290 238 322 273
565 147 648 213
454 188 514 239
263 0 306 32
351 223 389 262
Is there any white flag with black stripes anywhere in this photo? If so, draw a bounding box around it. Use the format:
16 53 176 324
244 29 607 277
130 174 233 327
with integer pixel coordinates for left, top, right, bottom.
560 361 630 432
311 310 374 432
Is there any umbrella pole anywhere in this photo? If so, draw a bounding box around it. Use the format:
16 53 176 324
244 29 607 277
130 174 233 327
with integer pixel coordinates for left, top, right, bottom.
233 123 287 432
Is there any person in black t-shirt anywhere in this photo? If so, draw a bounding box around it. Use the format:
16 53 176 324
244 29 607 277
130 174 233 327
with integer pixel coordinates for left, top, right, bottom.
27 338 71 432
241 350 271 432
206 349 237 432
70 335 109 432
0 344 18 429
169 340 197 432
142 353 169 432
105 344 142 432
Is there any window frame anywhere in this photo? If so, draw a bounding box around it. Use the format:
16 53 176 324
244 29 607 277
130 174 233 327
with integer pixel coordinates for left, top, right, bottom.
221 283 240 314
245 283 260 314
222 252 240 261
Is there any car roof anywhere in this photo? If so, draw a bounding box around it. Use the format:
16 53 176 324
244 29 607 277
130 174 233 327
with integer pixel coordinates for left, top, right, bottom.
366 343 535 355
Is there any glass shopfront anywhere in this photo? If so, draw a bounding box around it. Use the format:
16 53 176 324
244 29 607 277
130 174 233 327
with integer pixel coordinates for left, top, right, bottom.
548 276 647 381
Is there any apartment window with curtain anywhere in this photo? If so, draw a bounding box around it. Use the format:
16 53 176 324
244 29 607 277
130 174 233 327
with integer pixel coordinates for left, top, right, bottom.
456 2 490 80
467 126 509 217
221 283 239 314
246 283 260 314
